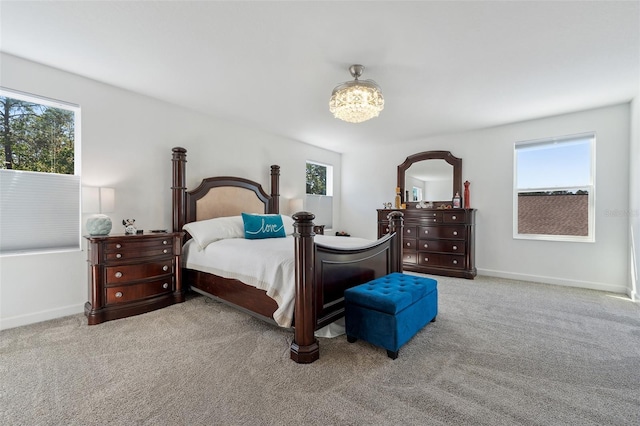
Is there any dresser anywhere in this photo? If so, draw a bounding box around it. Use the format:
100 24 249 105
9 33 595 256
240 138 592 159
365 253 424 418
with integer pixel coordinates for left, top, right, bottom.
84 232 184 325
378 208 476 279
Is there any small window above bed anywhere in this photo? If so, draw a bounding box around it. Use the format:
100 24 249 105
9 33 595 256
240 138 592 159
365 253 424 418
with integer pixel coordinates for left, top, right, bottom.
306 161 333 196
306 161 333 229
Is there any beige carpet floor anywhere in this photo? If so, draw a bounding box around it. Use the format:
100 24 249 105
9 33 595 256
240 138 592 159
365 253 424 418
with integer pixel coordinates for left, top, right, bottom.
1 275 639 425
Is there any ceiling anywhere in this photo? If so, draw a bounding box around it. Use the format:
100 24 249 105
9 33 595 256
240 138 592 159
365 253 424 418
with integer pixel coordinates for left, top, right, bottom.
2 1 638 154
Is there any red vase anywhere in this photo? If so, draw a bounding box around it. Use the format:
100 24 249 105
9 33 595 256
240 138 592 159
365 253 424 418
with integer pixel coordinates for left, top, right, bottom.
464 181 470 208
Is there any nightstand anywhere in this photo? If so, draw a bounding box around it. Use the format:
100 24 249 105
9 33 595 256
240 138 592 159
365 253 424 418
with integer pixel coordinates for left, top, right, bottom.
84 232 184 325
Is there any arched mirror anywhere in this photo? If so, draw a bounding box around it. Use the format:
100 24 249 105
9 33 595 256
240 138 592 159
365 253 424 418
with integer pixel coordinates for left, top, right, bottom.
397 151 462 205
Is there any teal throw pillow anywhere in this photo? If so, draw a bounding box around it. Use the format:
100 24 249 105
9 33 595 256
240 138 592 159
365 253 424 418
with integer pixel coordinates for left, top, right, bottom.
241 213 286 240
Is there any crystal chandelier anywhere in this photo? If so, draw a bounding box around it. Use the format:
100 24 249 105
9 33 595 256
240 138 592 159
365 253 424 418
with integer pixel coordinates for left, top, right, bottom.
329 64 384 123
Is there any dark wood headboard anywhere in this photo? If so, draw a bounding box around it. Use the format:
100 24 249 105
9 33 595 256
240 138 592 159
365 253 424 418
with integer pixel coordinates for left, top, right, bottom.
171 147 280 233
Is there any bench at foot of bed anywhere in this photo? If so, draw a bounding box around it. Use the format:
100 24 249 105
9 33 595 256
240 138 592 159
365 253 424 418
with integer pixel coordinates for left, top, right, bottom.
344 273 438 359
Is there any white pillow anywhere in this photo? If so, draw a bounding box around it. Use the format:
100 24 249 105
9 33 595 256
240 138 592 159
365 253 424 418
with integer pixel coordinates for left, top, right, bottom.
183 216 245 250
281 215 295 235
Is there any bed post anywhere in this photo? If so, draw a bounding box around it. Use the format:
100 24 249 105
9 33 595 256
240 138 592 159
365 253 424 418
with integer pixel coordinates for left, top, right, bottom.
172 147 187 233
270 165 280 214
290 211 319 363
388 211 404 273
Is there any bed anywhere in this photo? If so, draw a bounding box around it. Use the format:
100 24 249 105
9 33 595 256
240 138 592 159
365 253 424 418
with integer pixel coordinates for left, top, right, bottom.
171 147 404 363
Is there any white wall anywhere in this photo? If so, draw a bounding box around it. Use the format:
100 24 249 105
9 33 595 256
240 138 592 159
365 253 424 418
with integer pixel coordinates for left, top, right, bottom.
0 54 341 329
342 104 631 295
630 97 639 301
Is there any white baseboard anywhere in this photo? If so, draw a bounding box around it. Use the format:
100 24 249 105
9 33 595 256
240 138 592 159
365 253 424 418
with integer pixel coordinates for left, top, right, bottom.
477 268 630 296
0 303 85 331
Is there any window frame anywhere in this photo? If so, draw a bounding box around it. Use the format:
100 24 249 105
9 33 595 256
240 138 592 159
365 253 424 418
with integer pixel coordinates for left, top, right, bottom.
305 160 333 228
305 160 333 196
0 87 82 255
513 132 595 243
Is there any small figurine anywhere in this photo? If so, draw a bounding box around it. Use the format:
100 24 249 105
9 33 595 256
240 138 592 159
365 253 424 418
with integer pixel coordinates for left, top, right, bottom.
122 219 137 235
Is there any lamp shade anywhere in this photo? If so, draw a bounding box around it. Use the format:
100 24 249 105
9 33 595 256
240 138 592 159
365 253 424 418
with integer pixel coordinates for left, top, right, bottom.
288 198 304 215
100 187 115 213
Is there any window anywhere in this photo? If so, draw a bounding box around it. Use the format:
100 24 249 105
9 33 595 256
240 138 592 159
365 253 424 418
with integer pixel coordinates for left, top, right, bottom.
305 161 333 228
412 186 423 202
0 88 81 254
513 132 595 242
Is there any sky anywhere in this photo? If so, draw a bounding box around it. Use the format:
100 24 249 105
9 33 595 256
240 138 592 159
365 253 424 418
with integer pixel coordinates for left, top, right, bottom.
516 136 592 190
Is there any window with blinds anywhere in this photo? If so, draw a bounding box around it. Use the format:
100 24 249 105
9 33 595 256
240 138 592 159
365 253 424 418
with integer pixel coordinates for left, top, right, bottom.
513 132 595 242
0 88 81 255
305 161 333 228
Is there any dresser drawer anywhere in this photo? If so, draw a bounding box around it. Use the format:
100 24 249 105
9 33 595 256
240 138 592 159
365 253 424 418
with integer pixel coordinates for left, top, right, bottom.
106 237 173 251
106 279 173 305
105 246 173 261
402 251 418 264
417 252 465 269
403 238 417 250
403 226 418 238
105 260 173 284
443 211 466 223
418 239 465 254
419 225 465 240
409 210 441 222
104 237 174 261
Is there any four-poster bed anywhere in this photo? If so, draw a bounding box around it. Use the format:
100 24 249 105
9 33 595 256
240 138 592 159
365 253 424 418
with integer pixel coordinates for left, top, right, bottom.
171 147 404 363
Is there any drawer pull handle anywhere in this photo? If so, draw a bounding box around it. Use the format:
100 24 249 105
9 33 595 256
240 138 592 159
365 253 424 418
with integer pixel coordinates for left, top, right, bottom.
453 260 458 264
115 272 123 278
452 215 457 220
453 231 458 236
163 240 168 245
162 265 169 272
424 257 429 262
115 291 123 298
423 243 428 248
116 253 122 259
406 243 410 247
452 245 458 250
407 229 411 234
163 249 168 254
116 243 122 249
162 283 169 289
424 230 429 234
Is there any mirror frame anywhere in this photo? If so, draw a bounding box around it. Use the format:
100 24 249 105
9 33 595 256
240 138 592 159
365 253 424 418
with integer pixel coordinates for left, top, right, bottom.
397 150 462 205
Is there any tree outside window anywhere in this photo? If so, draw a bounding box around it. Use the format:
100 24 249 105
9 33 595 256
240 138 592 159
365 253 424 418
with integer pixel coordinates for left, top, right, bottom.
306 162 327 195
1 95 75 173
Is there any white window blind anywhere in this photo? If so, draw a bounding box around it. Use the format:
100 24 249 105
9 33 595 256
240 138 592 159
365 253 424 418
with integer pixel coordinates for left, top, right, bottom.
304 194 333 228
0 169 81 254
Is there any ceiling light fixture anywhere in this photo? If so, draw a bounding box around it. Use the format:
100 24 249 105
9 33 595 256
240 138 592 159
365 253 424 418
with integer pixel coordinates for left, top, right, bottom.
329 64 384 123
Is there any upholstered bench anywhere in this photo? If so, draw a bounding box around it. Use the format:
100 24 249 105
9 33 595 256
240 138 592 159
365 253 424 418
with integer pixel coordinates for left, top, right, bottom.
344 272 438 359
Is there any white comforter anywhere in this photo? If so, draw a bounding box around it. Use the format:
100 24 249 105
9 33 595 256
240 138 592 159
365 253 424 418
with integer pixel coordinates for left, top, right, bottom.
183 235 374 328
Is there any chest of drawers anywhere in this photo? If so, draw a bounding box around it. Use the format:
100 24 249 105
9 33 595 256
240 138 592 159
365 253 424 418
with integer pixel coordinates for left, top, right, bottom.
84 232 184 325
378 208 476 279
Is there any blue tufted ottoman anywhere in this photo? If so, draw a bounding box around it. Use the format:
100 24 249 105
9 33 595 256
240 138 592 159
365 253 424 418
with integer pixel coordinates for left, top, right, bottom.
344 273 438 359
